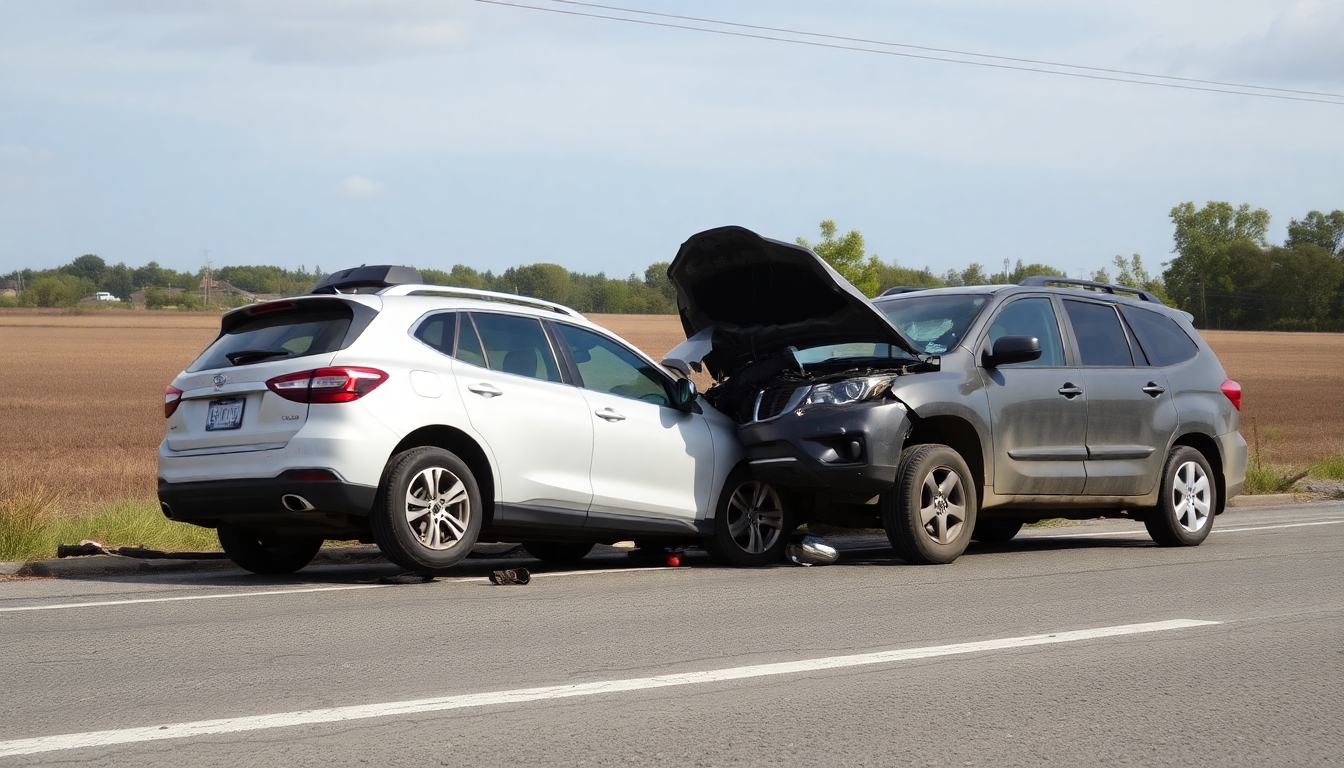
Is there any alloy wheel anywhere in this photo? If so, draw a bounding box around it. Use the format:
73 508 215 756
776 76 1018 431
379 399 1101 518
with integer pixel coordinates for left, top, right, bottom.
1171 460 1211 534
404 466 471 550
726 481 785 554
919 465 967 545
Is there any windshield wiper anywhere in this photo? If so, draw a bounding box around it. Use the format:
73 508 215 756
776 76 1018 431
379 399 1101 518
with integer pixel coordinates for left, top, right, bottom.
225 349 291 365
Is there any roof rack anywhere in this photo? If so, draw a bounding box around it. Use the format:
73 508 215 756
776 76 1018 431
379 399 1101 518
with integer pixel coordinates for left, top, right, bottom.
377 284 584 318
1018 276 1164 305
879 286 929 297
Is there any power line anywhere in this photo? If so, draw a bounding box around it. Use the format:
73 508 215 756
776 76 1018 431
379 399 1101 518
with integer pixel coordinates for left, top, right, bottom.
545 0 1344 100
470 0 1344 106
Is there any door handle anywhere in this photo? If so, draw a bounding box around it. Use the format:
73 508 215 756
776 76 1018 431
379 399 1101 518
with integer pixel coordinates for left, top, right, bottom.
595 408 626 422
1142 382 1166 397
1057 383 1083 398
467 383 503 398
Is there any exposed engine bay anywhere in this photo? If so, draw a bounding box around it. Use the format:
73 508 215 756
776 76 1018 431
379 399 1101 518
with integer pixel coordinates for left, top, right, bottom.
702 351 938 425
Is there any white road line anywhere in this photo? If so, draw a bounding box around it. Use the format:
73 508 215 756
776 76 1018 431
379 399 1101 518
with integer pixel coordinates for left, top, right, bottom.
1023 518 1344 540
0 584 396 613
0 566 674 614
0 619 1218 758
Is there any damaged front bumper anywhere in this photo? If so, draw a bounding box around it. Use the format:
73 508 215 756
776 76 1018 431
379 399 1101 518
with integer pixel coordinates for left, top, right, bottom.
739 400 910 502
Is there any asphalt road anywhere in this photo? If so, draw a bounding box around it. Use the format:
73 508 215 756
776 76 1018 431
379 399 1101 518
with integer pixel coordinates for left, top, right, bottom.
1 502 1341 766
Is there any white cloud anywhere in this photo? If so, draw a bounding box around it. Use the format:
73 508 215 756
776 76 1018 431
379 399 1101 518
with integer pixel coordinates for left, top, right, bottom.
336 174 385 198
1192 1 1344 85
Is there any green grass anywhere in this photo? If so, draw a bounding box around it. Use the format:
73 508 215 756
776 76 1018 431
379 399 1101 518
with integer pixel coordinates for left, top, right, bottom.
1308 455 1344 482
1243 464 1308 495
0 492 217 563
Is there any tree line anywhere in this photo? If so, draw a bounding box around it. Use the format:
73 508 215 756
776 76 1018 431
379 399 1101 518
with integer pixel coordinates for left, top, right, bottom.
3 201 1340 330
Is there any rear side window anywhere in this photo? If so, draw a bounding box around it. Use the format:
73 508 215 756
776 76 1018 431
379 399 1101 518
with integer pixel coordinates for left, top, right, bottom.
413 312 457 356
469 313 563 383
189 304 353 372
1121 307 1199 366
1063 300 1133 367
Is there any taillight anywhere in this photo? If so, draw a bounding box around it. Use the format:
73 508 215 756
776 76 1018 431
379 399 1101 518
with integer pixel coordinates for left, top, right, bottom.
165 385 184 418
1221 379 1242 411
266 367 388 404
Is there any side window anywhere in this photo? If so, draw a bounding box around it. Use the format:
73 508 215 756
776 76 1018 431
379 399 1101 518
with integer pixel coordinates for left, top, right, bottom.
1063 300 1134 367
412 312 457 356
469 313 563 383
984 298 1065 367
456 314 487 368
555 324 671 407
1121 307 1199 367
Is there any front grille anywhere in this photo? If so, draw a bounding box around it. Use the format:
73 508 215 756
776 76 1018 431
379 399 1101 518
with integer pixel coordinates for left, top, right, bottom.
754 385 803 421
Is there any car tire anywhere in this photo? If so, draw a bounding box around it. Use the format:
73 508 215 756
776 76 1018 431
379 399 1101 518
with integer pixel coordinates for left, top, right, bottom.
371 446 483 572
1145 446 1216 547
522 541 594 564
971 517 1023 543
882 444 978 565
706 471 794 567
217 526 323 575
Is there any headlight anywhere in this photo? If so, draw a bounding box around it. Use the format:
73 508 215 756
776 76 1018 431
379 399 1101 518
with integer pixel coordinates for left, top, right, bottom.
800 376 894 409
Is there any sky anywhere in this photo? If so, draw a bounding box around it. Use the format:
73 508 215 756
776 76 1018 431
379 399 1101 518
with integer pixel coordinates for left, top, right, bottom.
1 0 1341 281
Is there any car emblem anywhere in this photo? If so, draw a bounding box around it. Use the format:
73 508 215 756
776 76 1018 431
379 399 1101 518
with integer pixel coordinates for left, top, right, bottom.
213 374 229 388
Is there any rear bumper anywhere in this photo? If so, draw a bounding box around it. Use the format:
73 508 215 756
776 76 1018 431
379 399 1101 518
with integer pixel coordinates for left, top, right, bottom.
1219 429 1248 502
738 400 909 502
157 476 377 532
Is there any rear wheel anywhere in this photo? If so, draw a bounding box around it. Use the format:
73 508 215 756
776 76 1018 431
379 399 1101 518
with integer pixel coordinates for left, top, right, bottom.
972 518 1023 543
371 447 483 572
522 541 594 564
706 472 794 567
882 444 977 564
217 526 323 575
1145 446 1215 547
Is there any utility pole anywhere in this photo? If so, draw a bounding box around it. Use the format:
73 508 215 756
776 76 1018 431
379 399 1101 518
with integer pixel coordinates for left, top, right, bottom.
202 249 212 306
1003 257 1011 283
1199 281 1207 328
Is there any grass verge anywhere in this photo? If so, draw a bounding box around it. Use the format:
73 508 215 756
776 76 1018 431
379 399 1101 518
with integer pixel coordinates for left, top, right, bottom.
0 488 217 562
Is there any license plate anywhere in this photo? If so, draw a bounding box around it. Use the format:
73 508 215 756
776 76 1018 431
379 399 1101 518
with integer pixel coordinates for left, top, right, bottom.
206 397 245 431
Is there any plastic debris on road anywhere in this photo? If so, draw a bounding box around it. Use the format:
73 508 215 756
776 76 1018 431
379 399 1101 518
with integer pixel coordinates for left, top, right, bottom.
489 567 531 585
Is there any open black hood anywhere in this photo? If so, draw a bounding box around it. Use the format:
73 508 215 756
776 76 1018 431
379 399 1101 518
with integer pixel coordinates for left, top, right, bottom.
667 226 921 380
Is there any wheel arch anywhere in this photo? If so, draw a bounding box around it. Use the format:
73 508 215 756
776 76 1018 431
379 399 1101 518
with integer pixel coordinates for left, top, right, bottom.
904 414 987 505
1171 431 1225 515
389 425 498 525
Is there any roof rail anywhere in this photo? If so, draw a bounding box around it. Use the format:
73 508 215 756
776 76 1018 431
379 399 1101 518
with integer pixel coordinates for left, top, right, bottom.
1018 276 1164 305
377 284 584 318
879 286 928 297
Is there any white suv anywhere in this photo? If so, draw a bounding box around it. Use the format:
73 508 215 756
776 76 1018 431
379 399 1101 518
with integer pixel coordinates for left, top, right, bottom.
157 266 791 574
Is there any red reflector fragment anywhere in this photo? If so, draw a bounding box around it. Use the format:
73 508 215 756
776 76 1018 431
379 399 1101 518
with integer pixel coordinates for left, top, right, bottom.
1221 379 1242 411
165 385 184 418
265 367 388 404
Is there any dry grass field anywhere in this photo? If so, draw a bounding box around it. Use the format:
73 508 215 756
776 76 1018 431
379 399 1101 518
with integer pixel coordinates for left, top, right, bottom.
1 309 1340 521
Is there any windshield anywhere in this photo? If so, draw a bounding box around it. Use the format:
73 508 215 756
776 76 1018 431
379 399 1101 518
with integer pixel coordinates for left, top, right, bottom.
875 293 991 354
792 342 916 366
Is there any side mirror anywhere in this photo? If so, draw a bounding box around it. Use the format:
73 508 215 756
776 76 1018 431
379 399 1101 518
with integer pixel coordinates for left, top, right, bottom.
662 357 692 379
982 336 1042 368
672 377 698 411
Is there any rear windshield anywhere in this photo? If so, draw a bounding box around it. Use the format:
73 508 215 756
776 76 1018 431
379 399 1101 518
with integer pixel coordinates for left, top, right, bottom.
188 304 354 372
875 293 990 354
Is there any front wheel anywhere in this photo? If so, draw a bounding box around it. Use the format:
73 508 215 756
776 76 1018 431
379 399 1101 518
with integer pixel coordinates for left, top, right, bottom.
882 444 978 564
371 447 483 572
1145 446 1216 547
217 526 323 575
706 473 794 567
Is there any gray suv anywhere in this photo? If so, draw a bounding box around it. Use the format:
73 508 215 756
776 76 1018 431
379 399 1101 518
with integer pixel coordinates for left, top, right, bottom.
664 226 1248 565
